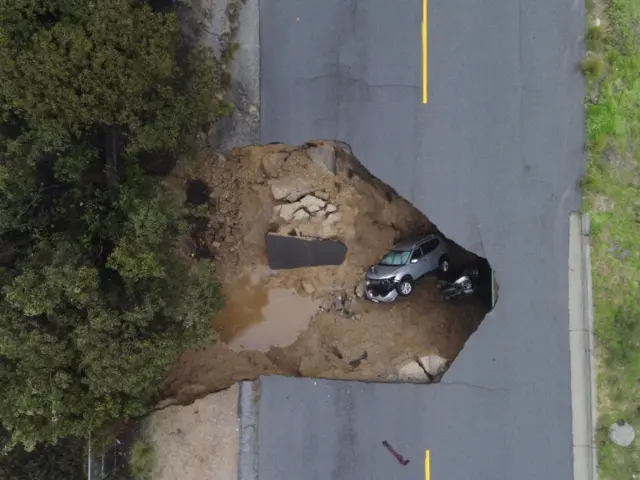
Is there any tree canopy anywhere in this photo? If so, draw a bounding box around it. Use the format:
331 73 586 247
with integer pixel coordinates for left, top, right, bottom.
0 429 84 479
0 0 223 455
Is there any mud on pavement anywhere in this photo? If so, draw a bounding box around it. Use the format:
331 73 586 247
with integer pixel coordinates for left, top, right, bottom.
162 142 489 405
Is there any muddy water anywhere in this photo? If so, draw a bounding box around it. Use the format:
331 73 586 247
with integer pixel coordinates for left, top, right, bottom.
212 270 319 352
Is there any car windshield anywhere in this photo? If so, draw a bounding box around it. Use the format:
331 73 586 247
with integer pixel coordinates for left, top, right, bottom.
379 250 411 266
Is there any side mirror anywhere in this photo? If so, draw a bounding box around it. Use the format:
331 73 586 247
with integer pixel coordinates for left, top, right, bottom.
410 258 418 264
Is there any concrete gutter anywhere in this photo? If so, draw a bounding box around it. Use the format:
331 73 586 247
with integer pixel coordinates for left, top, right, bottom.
210 0 261 150
582 214 598 480
237 381 259 480
568 213 598 480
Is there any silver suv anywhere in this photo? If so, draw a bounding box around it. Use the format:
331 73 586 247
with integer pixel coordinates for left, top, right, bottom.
365 234 449 301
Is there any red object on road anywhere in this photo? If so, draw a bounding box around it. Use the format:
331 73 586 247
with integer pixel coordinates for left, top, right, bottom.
382 440 410 466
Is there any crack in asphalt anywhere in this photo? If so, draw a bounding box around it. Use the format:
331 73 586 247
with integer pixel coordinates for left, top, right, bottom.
437 381 507 392
415 356 435 382
297 74 418 90
513 85 539 94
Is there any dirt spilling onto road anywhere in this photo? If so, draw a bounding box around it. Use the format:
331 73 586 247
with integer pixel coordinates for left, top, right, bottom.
162 142 489 405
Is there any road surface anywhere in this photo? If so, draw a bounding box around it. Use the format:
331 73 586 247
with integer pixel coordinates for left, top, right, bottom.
256 0 585 478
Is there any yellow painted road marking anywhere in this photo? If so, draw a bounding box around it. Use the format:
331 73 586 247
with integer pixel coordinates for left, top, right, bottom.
422 0 428 103
425 449 431 480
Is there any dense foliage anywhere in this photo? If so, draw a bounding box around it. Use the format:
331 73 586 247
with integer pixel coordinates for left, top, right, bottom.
0 0 223 459
0 429 84 479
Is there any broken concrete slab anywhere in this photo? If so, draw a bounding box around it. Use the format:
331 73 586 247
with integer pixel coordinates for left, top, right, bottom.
278 202 303 221
306 143 337 174
293 209 310 221
270 178 313 201
419 355 448 378
300 194 326 213
265 233 347 269
397 361 429 382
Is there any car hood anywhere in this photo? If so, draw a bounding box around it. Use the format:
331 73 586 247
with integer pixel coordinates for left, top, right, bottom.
365 264 403 280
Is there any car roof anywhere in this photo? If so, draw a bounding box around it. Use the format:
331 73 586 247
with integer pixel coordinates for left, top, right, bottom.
391 234 438 251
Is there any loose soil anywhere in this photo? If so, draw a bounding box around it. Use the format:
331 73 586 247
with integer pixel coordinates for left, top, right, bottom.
163 143 489 405
144 386 239 480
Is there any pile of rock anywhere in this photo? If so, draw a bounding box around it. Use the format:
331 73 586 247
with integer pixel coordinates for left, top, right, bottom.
320 291 356 318
270 179 342 238
274 192 340 223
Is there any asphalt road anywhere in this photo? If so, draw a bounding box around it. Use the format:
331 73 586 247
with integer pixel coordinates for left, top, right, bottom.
258 0 585 478
258 376 509 479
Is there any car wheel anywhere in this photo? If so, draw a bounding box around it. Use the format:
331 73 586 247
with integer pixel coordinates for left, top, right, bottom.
439 256 450 273
396 276 414 296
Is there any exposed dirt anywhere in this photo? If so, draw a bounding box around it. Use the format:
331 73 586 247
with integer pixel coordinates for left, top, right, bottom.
163 143 489 405
144 386 239 480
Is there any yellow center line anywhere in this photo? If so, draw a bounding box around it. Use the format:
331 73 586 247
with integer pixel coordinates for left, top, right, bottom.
425 449 431 480
422 0 428 104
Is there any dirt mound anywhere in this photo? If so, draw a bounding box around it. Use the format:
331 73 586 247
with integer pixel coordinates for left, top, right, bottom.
163 142 489 405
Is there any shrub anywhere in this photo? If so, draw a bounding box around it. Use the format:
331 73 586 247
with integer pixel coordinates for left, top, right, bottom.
581 55 606 79
130 440 155 479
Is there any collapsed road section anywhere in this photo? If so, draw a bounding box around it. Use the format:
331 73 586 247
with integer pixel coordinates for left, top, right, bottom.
162 142 496 405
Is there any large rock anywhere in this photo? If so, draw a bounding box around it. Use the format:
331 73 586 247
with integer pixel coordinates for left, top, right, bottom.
271 184 291 201
293 209 310 221
397 361 428 382
306 144 337 174
278 202 303 221
270 179 313 201
419 355 448 378
301 281 315 294
314 190 330 201
262 151 288 178
300 194 326 213
325 212 342 225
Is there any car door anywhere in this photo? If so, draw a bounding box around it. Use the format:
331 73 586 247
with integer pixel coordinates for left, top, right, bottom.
412 243 435 279
408 245 425 278
420 238 440 273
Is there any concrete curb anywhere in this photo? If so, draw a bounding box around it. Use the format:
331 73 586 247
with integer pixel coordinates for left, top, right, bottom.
581 214 598 480
237 381 259 480
568 213 598 480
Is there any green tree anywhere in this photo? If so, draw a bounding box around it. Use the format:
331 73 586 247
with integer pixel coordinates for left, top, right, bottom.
0 0 218 161
0 0 224 451
0 431 84 480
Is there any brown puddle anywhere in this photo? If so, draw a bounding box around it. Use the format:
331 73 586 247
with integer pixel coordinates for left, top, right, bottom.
212 270 320 352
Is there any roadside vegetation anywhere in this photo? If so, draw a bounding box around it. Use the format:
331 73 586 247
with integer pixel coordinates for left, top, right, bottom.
583 0 640 476
130 440 155 479
0 0 226 475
